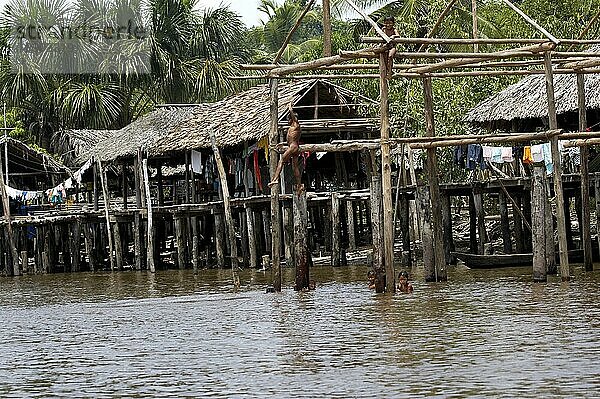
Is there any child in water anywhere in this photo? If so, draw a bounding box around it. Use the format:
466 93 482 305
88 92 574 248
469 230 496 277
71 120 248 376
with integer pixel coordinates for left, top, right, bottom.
397 271 414 293
367 270 376 289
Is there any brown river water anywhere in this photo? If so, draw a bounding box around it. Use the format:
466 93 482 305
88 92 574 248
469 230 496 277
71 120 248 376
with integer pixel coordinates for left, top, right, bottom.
1 264 600 398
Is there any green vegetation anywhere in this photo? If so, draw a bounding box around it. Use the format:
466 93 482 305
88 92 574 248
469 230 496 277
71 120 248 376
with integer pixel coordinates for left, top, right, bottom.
0 0 599 158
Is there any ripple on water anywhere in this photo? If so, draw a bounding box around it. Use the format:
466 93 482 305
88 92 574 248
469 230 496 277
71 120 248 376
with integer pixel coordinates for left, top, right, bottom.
1 266 600 398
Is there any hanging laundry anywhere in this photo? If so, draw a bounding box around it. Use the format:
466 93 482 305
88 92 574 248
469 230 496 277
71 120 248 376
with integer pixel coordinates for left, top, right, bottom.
191 150 203 174
482 145 493 162
542 142 553 173
466 144 482 170
257 137 269 161
253 149 262 193
523 146 533 164
531 144 544 163
491 147 503 163
501 147 513 162
454 145 467 168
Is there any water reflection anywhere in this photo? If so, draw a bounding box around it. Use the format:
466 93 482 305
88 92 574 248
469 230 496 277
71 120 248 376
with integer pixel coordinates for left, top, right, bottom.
1 265 600 398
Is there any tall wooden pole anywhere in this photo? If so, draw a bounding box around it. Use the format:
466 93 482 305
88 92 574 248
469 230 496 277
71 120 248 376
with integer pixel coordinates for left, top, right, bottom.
422 76 447 282
544 51 569 280
471 0 479 53
532 164 548 282
210 129 241 284
293 184 309 291
98 160 115 271
379 53 395 293
577 73 593 271
0 159 19 276
323 0 332 56
142 158 155 273
269 78 282 292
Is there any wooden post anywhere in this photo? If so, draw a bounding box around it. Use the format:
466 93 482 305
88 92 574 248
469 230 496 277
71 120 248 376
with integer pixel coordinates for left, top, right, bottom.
473 188 486 255
294 185 309 290
471 0 479 53
133 213 143 270
122 164 128 209
346 200 356 251
0 163 19 276
441 191 455 264
564 196 574 250
175 215 186 269
142 158 155 273
369 150 384 292
532 165 547 282
134 157 142 208
513 193 525 253
577 73 593 271
184 152 191 204
380 53 396 292
331 192 341 266
399 195 412 267
71 221 81 272
545 178 556 275
210 130 240 283
98 160 115 271
499 191 512 253
283 205 294 266
214 211 225 268
544 51 569 280
269 78 282 292
113 222 123 271
423 77 447 281
418 185 435 280
157 161 164 206
523 189 533 252
93 161 99 212
322 0 332 57
246 206 258 268
191 216 199 272
595 176 600 257
20 250 27 274
469 192 478 254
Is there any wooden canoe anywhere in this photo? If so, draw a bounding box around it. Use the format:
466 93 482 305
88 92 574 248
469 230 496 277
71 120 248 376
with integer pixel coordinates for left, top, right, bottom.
452 252 533 269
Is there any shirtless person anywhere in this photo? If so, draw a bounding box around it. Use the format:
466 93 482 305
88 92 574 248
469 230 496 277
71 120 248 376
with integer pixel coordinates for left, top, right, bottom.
383 16 400 78
268 103 302 188
397 271 414 294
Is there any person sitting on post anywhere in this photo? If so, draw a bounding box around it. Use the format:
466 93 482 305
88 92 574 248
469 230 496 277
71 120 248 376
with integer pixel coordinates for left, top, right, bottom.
397 271 413 293
268 103 302 188
382 16 400 78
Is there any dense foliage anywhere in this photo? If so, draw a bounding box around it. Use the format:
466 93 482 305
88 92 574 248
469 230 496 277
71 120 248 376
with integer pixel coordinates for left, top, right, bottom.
0 0 599 159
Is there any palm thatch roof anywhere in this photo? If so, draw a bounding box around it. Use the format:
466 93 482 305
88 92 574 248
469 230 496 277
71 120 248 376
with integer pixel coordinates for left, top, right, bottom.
466 46 600 126
0 136 70 180
90 79 377 162
52 129 116 166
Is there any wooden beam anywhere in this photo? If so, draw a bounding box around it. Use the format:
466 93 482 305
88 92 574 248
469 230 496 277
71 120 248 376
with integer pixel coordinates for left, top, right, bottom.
210 128 241 284
417 0 460 53
410 130 562 149
501 0 559 44
274 0 316 64
344 0 392 44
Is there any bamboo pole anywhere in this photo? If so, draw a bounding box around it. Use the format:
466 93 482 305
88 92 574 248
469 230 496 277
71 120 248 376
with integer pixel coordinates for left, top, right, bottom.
98 159 115 271
269 78 282 292
417 0 460 53
343 0 392 44
544 51 569 280
210 129 241 282
142 158 155 273
501 0 559 44
410 130 562 149
567 8 600 51
471 0 479 53
379 53 396 292
274 0 316 63
577 73 593 271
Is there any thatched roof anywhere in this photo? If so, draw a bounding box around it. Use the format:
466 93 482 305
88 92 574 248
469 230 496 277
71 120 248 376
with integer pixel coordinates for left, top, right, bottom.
0 136 70 176
466 46 600 125
90 79 376 162
52 129 116 166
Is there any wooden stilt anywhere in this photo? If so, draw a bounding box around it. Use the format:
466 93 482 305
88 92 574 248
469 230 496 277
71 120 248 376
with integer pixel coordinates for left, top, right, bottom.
418 185 435 281
210 130 240 284
83 223 96 271
564 196 575 250
379 53 396 292
532 164 547 282
20 250 27 274
346 200 356 251
214 211 225 268
98 160 115 271
544 51 569 281
469 192 478 254
368 150 385 292
577 73 593 271
113 222 123 271
262 209 271 254
523 189 533 252
246 206 258 268
499 191 513 253
595 177 600 256
441 190 455 263
269 78 282 292
41 251 50 275
191 216 199 272
157 161 164 206
473 188 486 255
513 193 525 253
294 185 310 290
399 195 412 267
545 177 557 275
71 221 81 272
423 76 447 281
240 211 249 267
93 161 99 212
0 157 19 276
133 214 142 270
122 164 128 210
142 158 155 273
331 192 341 266
175 215 186 269
283 205 294 266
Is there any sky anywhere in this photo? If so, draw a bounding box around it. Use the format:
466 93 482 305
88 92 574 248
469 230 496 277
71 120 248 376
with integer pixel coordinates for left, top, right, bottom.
199 0 281 28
